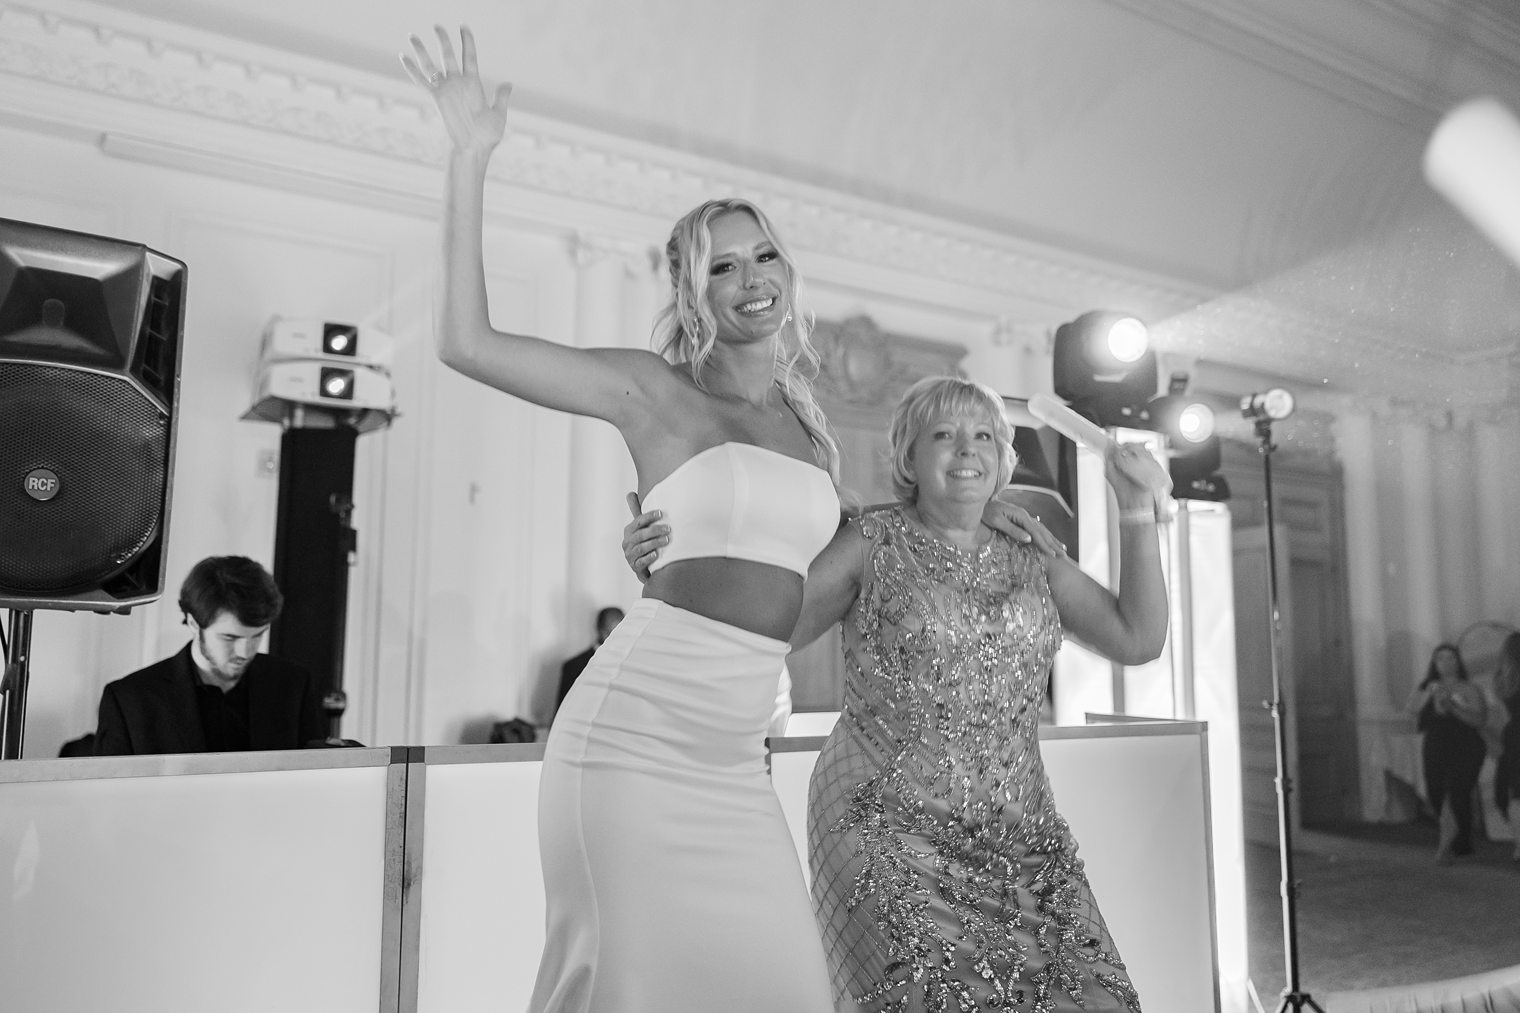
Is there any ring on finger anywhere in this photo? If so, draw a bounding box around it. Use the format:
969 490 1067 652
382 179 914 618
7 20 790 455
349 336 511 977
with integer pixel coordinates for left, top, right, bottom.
427 71 444 86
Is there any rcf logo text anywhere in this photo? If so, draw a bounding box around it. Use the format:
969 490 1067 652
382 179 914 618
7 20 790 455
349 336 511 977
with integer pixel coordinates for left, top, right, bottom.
24 468 60 501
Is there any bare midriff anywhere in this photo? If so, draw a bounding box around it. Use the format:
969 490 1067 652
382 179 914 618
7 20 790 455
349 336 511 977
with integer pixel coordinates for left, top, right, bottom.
643 557 804 643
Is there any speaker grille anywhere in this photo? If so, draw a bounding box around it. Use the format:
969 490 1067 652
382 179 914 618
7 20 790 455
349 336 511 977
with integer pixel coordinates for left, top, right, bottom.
0 363 168 593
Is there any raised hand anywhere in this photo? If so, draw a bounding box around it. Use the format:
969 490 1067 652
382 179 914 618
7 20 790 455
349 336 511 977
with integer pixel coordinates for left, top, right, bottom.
1107 442 1173 514
400 25 512 154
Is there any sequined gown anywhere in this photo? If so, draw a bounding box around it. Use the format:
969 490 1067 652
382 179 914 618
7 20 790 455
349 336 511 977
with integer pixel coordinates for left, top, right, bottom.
807 507 1141 1013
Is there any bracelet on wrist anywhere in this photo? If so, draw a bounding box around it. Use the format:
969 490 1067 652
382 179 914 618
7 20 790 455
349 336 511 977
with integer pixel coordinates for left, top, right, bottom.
1118 507 1158 526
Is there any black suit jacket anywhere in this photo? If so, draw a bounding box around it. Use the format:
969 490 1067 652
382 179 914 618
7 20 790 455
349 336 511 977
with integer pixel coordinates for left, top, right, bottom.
557 646 597 709
93 645 326 756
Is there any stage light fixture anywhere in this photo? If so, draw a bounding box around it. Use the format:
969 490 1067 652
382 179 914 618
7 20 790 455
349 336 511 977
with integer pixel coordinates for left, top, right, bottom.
1155 404 1226 500
320 366 355 400
1241 387 1295 422
1175 402 1215 443
244 317 399 433
1168 433 1228 501
244 359 396 431
322 323 357 357
1104 316 1150 364
1145 394 1216 445
260 317 395 370
1052 310 1159 427
1142 373 1229 502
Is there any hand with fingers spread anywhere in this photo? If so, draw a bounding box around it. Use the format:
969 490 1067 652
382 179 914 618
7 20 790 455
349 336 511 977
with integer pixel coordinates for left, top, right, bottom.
399 25 513 154
621 492 669 584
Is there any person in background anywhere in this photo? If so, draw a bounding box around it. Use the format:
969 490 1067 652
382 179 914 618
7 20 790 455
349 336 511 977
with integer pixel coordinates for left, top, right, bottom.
93 555 325 756
1406 642 1489 862
1490 631 1520 862
555 606 625 711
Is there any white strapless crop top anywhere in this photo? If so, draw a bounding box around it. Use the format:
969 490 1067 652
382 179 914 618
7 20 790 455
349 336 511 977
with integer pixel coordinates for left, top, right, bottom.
642 442 840 578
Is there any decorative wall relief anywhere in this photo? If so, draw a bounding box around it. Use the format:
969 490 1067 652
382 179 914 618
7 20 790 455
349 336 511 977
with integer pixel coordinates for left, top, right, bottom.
813 314 967 415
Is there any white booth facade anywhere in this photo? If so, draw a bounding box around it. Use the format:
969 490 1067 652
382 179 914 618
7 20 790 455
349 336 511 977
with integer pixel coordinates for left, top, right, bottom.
0 717 1221 1012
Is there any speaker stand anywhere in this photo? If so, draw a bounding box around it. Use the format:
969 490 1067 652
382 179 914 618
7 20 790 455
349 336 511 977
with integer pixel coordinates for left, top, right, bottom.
1 609 35 759
270 423 358 744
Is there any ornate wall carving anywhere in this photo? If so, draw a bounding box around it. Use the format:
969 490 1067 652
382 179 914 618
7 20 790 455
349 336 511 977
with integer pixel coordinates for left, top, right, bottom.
812 315 967 425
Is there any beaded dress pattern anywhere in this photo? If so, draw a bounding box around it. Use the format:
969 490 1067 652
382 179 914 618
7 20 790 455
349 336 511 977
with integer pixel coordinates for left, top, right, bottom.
807 506 1141 1013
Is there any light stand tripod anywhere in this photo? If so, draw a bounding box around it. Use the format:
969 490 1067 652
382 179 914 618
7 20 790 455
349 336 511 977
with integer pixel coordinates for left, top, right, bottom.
1243 388 1325 1013
0 610 35 759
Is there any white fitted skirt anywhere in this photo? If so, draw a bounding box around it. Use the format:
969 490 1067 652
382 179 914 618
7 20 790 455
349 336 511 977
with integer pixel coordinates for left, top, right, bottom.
527 598 833 1013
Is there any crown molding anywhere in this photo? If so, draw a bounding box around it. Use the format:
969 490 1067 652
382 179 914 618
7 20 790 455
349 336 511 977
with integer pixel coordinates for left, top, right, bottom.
1105 0 1520 131
0 1 1206 311
0 0 1513 413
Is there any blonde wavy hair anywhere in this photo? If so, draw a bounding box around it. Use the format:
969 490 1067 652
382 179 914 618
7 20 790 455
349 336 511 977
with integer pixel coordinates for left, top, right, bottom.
888 376 1017 503
651 198 841 484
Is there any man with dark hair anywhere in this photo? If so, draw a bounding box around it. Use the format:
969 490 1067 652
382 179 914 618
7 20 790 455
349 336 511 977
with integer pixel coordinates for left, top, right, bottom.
93 556 326 755
555 606 625 712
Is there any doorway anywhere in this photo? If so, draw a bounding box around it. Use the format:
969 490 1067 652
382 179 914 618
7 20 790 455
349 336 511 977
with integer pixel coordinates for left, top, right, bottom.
1221 439 1358 842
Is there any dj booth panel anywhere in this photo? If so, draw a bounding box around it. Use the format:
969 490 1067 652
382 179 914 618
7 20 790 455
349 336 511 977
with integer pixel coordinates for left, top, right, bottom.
0 724 1218 1013
0 749 398 1013
410 744 547 1012
1040 719 1219 1012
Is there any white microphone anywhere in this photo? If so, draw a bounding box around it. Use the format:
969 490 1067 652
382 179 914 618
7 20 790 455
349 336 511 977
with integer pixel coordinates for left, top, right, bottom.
1027 393 1115 457
1027 393 1174 508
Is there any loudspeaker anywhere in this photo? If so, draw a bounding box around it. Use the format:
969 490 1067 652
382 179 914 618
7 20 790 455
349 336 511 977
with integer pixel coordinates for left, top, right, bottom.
0 217 186 613
269 426 357 701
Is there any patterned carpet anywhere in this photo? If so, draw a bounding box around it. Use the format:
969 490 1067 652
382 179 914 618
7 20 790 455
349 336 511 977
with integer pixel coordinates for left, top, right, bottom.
1244 820 1520 999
